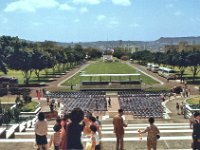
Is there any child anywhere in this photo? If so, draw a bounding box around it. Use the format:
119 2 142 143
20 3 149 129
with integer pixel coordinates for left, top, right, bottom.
89 125 100 150
49 124 61 150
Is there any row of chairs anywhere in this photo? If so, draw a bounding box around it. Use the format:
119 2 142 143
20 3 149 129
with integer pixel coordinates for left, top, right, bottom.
46 91 106 98
118 92 164 118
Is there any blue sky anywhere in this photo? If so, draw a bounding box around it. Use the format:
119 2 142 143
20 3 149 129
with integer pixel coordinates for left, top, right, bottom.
0 0 200 42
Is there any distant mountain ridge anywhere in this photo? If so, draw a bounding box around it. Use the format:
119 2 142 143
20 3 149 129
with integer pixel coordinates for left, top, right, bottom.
53 36 200 52
156 36 200 45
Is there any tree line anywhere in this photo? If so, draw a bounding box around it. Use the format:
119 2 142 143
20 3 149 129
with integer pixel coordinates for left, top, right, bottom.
0 36 102 85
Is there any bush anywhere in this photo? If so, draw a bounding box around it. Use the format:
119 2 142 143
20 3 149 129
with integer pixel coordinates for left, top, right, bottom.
120 55 129 61
23 95 32 103
9 87 19 95
0 88 8 96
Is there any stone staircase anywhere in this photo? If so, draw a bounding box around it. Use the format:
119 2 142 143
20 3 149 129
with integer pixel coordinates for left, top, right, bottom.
0 119 193 150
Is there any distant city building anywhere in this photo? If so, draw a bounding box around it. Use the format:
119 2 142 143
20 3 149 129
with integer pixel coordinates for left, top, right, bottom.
129 45 140 53
165 41 200 52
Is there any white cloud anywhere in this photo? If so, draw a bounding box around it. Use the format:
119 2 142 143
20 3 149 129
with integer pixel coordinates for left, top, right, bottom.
111 0 131 6
97 15 106 21
174 11 182 16
4 0 59 12
73 0 101 5
80 7 88 13
59 3 76 11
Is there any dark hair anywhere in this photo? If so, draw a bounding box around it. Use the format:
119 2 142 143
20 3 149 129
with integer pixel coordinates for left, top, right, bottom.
193 111 200 117
90 125 97 133
70 107 84 124
62 114 69 121
96 116 99 119
149 117 155 124
118 109 123 113
89 116 96 123
38 112 45 121
56 117 61 125
53 124 61 132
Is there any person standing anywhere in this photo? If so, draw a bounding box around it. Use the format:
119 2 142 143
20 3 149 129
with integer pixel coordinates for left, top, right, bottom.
192 112 200 150
113 109 127 150
35 112 48 150
139 117 160 150
176 103 180 115
49 124 61 150
180 102 184 115
90 125 101 150
60 114 70 150
96 116 102 130
67 107 85 150
108 97 111 107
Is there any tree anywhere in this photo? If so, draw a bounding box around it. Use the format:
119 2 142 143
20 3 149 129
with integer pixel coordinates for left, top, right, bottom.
32 48 49 80
113 48 125 59
7 48 33 85
186 51 200 82
172 51 188 81
84 47 102 59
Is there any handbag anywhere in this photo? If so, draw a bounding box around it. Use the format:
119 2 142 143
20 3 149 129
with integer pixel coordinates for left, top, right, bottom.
156 134 160 139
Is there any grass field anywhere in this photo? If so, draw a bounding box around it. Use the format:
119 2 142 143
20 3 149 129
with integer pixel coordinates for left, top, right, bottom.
62 61 158 86
0 68 67 85
186 96 200 105
0 96 16 103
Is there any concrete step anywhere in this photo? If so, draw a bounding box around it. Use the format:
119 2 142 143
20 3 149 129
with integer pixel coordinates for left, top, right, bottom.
0 139 192 150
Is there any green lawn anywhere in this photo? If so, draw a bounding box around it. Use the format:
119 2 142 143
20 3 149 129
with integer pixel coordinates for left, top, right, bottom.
186 97 200 105
62 61 158 86
21 101 39 112
0 96 16 103
0 68 67 85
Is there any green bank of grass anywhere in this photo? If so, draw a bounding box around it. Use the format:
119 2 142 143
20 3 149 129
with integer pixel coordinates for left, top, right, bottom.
186 97 200 105
21 101 39 112
0 96 16 103
0 68 66 85
62 61 158 86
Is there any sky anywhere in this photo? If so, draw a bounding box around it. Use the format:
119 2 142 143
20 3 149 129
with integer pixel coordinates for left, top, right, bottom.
0 0 200 42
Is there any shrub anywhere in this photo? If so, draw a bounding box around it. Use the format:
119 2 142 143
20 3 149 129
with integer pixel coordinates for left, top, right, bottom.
0 88 8 96
120 55 129 61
